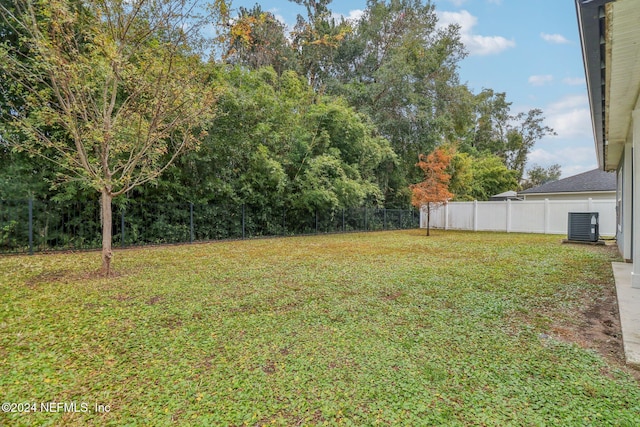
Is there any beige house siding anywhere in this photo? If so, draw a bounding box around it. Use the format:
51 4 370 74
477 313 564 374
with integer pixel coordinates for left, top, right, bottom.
522 191 616 201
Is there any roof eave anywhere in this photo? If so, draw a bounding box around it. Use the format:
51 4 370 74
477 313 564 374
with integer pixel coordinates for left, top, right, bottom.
576 0 612 170
519 190 616 196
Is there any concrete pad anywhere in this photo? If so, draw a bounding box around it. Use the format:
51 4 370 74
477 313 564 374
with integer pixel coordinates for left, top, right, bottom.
611 262 640 367
562 239 606 245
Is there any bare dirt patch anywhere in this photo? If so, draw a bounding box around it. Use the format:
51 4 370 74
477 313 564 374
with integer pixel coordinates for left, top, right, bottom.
587 295 640 382
578 297 624 364
550 248 639 381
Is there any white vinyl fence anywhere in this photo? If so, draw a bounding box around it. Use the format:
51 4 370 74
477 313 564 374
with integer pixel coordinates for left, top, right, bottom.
421 199 616 236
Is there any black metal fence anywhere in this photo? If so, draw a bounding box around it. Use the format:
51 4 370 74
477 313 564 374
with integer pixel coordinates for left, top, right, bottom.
0 199 419 254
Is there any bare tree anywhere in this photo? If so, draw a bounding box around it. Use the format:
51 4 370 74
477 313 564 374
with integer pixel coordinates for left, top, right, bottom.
0 0 218 275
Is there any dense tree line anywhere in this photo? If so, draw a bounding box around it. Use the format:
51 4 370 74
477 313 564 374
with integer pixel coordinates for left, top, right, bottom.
1 0 558 231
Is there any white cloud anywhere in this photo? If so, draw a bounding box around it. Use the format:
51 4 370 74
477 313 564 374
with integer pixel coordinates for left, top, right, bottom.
528 74 554 86
540 32 571 44
272 12 287 26
528 147 596 177
448 0 468 6
332 9 364 23
529 147 593 165
437 10 515 56
544 94 593 140
561 163 597 178
562 77 585 86
465 33 516 56
525 94 596 178
547 94 588 110
527 148 557 165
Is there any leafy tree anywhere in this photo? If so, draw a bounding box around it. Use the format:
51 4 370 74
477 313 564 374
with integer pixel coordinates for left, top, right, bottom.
286 97 394 212
144 66 395 219
294 153 368 212
223 5 297 75
0 149 49 200
290 0 352 89
410 147 453 236
468 154 519 201
522 163 562 190
447 151 518 201
466 89 511 155
462 89 555 182
448 151 474 201
0 0 218 275
213 1 537 208
328 0 466 206
505 109 556 182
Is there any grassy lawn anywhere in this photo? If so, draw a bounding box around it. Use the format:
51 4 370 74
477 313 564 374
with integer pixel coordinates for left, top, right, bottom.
1 230 639 426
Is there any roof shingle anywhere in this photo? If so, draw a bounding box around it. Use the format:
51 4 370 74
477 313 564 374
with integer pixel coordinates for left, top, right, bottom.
519 169 616 194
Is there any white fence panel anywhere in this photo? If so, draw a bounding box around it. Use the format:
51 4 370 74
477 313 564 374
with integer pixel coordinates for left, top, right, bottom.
423 203 447 229
448 202 475 231
592 199 616 236
423 198 616 236
509 201 546 233
477 201 508 231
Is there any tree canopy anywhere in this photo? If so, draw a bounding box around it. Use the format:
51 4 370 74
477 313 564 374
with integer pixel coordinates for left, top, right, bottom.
0 0 218 274
522 164 562 190
0 0 557 267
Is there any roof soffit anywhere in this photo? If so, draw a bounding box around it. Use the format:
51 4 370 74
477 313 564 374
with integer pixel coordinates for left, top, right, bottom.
606 0 640 163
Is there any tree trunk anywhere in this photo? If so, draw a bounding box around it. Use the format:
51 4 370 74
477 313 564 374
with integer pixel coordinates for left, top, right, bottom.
100 189 113 276
426 203 431 236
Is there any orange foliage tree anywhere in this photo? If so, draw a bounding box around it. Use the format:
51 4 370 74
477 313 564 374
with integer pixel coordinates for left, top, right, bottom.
410 148 454 236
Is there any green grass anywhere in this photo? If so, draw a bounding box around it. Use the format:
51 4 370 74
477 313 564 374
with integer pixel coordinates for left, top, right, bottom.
1 230 639 426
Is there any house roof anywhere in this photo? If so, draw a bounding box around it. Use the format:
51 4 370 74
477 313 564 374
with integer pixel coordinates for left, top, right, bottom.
519 169 616 195
492 191 518 198
490 191 521 200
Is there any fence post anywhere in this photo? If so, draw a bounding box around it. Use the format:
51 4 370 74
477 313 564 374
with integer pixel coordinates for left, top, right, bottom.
242 204 246 239
121 208 126 247
28 197 33 255
444 204 449 230
364 207 368 231
544 199 550 234
506 199 512 233
190 203 194 244
473 200 478 232
383 209 387 230
283 207 286 236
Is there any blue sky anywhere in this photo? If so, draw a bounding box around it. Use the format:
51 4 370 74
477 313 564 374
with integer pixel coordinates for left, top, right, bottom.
226 0 593 178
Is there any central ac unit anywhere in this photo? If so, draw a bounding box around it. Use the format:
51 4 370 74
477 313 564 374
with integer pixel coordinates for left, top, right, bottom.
567 212 599 242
